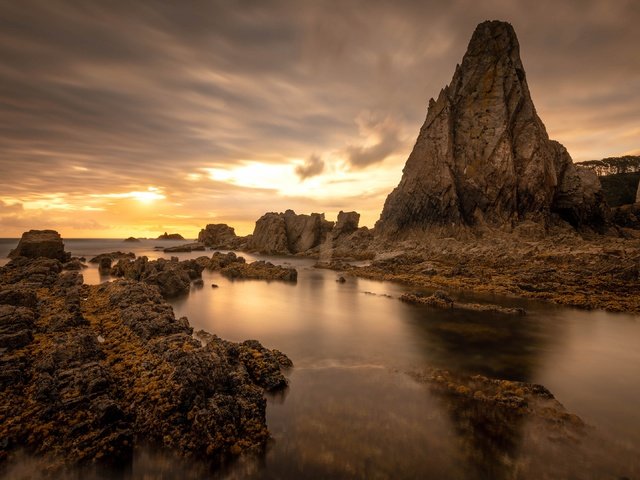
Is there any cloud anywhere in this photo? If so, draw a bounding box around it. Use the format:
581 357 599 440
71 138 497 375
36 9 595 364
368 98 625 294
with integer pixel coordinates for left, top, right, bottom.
295 154 325 179
0 0 638 236
344 113 403 169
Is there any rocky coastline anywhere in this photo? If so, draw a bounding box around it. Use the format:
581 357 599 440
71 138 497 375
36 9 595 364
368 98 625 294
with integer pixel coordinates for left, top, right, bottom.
0 252 292 470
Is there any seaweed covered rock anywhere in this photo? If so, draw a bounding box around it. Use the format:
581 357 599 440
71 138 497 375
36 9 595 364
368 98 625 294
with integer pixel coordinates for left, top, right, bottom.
0 257 292 469
8 230 70 262
109 256 204 297
203 252 297 282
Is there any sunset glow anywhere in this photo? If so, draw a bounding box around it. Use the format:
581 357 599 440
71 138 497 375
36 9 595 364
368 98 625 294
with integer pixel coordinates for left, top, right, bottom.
0 1 638 238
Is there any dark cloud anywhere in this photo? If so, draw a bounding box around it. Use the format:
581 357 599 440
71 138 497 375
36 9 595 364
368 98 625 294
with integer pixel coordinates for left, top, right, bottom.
295 154 325 179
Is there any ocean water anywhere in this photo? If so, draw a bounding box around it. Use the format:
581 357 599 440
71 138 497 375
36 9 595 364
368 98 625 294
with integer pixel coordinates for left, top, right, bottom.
1 238 639 479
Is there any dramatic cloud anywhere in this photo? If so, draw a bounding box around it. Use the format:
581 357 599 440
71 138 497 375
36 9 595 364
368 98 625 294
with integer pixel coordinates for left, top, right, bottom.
296 154 325 179
0 0 638 236
344 113 403 169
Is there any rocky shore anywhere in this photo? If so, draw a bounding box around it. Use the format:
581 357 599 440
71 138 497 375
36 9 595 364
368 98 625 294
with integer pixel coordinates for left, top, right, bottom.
0 255 292 470
343 230 640 313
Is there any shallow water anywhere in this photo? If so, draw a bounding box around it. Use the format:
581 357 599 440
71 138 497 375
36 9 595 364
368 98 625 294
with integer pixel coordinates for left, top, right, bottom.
1 238 639 478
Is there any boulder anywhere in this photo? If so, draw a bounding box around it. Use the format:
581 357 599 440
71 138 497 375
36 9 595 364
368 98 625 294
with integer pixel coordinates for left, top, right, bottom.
376 21 609 236
197 224 240 248
246 213 290 254
8 230 70 262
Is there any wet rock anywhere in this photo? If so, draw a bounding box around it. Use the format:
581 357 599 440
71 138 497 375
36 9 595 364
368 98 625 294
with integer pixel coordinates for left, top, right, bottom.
400 292 525 315
98 256 112 274
376 21 609 236
63 259 86 270
8 229 70 262
163 242 206 253
89 251 135 264
336 276 346 283
0 259 292 469
109 257 204 298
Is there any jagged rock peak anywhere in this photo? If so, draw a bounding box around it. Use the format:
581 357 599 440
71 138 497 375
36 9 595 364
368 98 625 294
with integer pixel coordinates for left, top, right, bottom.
376 20 608 235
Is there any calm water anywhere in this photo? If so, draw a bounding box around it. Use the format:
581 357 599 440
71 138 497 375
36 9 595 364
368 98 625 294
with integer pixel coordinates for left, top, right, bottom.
1 238 639 479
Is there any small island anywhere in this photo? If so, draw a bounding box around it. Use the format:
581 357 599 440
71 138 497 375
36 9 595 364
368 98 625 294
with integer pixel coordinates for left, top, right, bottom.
123 236 140 242
156 232 185 240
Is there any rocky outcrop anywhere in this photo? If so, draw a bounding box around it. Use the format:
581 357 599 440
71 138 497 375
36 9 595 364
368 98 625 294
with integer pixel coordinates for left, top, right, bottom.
123 237 140 242
89 252 135 264
376 21 609 236
156 232 185 240
8 230 70 262
163 242 206 253
197 224 242 249
332 211 360 238
399 291 525 315
0 257 291 468
203 252 297 282
110 257 204 297
247 209 333 255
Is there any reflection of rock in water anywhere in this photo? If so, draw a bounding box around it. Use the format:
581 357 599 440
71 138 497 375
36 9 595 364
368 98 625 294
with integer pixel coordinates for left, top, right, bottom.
403 302 563 381
411 369 639 480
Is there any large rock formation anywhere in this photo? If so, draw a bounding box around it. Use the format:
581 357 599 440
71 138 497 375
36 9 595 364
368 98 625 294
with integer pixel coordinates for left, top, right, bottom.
376 20 609 236
156 232 184 240
8 230 70 262
247 210 334 255
197 224 241 249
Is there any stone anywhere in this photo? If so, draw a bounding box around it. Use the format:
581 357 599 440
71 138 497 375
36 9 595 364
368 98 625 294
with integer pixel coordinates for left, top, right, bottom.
89 252 135 264
8 230 70 262
376 21 609 236
333 211 360 238
0 258 292 468
197 224 240 248
98 257 112 275
247 209 334 255
156 232 185 240
162 242 206 253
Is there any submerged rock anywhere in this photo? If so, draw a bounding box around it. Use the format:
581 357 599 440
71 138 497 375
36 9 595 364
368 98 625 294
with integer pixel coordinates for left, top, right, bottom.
0 257 291 469
376 21 609 236
8 230 70 262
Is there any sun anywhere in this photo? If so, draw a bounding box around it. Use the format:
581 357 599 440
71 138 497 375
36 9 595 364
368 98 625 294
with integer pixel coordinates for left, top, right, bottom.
130 188 165 204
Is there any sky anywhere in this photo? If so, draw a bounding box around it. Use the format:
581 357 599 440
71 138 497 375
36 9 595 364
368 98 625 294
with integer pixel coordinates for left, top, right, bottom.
0 0 639 238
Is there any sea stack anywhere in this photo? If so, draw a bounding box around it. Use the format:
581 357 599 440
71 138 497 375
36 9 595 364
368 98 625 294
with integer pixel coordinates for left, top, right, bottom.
376 20 608 236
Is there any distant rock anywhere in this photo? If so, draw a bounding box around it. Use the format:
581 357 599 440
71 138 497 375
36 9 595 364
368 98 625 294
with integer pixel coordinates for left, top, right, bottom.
8 230 70 262
156 232 185 240
376 20 609 235
197 224 241 249
163 242 206 253
123 237 140 242
247 209 333 255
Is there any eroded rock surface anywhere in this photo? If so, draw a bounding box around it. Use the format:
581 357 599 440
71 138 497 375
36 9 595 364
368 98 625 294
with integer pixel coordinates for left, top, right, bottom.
197 224 242 249
0 257 291 469
110 257 204 297
376 21 609 236
8 230 70 262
